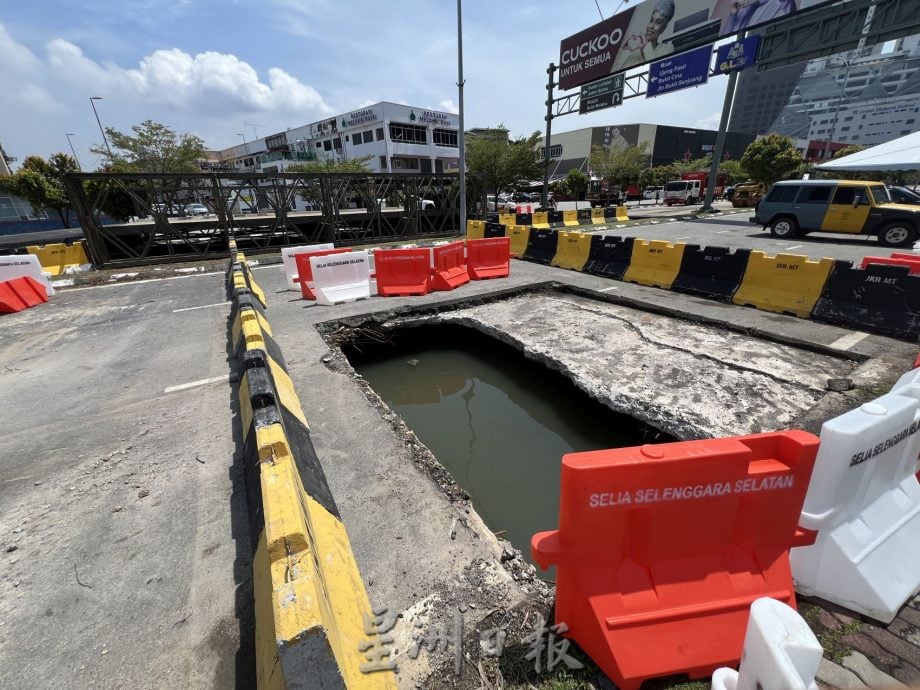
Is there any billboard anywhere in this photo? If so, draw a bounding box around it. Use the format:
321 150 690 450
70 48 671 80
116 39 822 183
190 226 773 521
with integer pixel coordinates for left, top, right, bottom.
558 0 836 91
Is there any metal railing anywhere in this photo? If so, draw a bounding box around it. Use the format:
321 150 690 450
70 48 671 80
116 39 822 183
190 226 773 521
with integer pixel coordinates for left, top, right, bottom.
64 171 483 268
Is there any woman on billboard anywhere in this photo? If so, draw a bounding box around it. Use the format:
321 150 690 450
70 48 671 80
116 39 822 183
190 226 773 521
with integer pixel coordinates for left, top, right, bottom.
612 0 676 71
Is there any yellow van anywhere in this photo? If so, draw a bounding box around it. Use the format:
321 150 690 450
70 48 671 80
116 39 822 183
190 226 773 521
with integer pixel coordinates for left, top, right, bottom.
751 179 919 247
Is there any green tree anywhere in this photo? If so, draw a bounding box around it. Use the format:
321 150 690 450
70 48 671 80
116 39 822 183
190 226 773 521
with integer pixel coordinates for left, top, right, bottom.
465 128 545 202
0 153 79 227
718 159 746 184
564 169 589 200
90 120 206 173
832 144 866 160
287 156 375 208
589 142 651 192
638 164 675 188
286 156 373 174
671 155 713 176
740 134 802 186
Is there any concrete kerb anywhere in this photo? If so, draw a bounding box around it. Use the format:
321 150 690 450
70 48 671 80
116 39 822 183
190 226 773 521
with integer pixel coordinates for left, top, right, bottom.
228 267 397 689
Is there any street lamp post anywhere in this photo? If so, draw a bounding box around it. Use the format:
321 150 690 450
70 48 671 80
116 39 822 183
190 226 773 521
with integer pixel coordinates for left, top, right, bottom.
457 0 467 233
65 133 82 171
89 96 112 157
823 58 852 162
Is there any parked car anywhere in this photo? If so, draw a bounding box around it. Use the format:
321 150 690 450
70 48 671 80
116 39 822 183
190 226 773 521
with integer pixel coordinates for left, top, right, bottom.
750 179 919 247
642 186 664 200
185 203 210 216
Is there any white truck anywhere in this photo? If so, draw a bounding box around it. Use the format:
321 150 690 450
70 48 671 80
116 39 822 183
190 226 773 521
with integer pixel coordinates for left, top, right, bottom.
663 179 702 206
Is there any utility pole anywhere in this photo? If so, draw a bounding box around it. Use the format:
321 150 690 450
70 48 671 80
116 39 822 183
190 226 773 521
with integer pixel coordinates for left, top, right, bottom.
457 0 467 233
701 32 744 213
541 63 557 209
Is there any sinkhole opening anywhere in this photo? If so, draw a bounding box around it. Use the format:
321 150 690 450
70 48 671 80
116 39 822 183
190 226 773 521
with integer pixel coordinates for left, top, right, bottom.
342 322 676 563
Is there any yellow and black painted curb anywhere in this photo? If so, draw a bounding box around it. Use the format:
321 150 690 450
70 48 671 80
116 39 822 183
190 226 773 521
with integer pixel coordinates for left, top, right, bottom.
229 256 396 689
229 249 268 308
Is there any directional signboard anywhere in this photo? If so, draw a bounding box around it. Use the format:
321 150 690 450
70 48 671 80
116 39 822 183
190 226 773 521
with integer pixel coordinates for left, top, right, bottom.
579 73 625 114
715 36 760 74
647 44 712 98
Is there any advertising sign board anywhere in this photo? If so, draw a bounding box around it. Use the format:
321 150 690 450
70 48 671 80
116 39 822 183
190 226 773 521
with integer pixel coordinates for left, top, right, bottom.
715 35 761 73
647 44 713 97
558 0 836 91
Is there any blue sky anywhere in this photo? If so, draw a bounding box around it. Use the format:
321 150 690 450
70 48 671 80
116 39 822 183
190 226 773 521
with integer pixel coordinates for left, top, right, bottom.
1 0 733 170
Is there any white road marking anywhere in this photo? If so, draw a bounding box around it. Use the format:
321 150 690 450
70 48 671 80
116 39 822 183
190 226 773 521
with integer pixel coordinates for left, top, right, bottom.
830 331 871 350
599 286 619 292
675 236 692 240
716 230 730 234
67 271 224 291
785 244 803 251
172 301 231 313
250 264 277 271
164 374 230 394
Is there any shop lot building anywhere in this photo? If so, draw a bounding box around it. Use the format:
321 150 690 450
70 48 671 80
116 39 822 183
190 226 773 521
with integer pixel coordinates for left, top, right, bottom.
215 101 460 175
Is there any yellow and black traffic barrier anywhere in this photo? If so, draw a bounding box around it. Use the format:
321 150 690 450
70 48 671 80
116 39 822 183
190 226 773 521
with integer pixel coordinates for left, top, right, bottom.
229 270 395 689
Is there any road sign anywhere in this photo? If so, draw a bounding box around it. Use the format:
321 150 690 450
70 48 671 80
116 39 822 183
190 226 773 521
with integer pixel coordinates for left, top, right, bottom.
647 44 713 98
579 74 625 114
715 36 761 74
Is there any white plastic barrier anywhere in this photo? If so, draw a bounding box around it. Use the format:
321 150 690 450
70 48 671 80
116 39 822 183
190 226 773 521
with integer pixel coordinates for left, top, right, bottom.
790 386 920 622
310 251 370 306
711 598 822 690
281 243 334 290
893 365 920 393
0 254 55 296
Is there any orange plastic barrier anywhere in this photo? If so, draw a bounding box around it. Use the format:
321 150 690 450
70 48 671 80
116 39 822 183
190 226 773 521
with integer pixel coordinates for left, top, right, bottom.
859 255 920 274
466 237 511 280
532 431 819 690
889 252 920 265
374 248 431 296
294 248 352 299
0 276 48 313
431 241 470 291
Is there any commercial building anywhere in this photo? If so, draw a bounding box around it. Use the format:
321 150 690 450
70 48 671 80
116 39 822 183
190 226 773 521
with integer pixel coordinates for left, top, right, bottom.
215 102 460 175
730 34 920 158
536 124 757 181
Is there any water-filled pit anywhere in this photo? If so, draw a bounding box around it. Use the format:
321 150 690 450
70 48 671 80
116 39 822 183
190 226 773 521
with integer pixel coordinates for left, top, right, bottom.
334 289 860 564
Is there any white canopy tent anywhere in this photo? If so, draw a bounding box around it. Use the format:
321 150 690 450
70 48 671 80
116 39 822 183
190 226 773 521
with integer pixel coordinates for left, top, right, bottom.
815 131 920 171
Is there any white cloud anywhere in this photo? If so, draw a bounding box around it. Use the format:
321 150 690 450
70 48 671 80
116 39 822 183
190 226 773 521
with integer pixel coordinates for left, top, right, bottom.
694 112 723 130
0 23 40 73
1 22 334 163
439 99 459 114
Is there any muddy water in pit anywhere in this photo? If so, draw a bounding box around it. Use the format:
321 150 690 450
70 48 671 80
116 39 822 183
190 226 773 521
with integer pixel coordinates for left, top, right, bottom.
346 324 673 565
